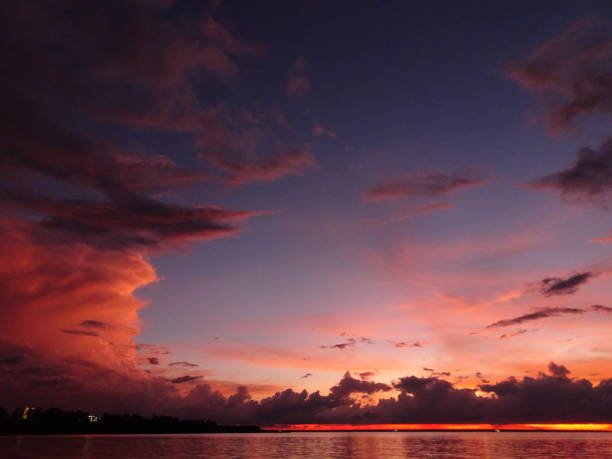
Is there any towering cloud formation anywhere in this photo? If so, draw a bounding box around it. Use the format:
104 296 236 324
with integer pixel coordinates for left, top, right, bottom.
508 18 612 134
0 0 270 406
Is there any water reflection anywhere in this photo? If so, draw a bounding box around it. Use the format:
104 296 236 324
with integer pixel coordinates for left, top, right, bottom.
1 432 611 458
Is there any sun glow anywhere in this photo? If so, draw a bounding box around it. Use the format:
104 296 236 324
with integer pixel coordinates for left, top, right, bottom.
266 424 612 432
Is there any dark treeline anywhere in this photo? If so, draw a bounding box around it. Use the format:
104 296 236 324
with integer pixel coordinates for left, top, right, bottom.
0 407 261 434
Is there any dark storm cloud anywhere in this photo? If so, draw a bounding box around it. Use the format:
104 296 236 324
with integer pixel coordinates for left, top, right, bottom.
529 140 612 207
328 372 391 399
487 307 587 328
508 18 612 134
170 375 204 384
2 189 267 250
538 271 598 296
0 0 273 253
548 361 571 378
206 365 612 424
394 375 441 393
1 342 611 424
364 170 488 202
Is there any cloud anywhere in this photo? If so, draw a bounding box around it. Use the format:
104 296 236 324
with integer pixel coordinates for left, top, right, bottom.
136 344 171 356
548 361 571 378
147 357 160 365
591 232 612 244
1 350 611 424
312 124 336 138
195 106 317 184
529 140 612 208
202 146 317 185
389 341 424 348
61 329 101 338
169 361 200 368
537 271 598 296
171 375 204 384
320 337 372 350
499 329 529 339
356 371 378 381
387 201 453 223
287 57 312 98
328 372 391 399
507 18 612 133
486 307 587 328
422 369 452 378
288 76 312 97
591 304 612 313
0 1 272 413
364 170 488 202
79 320 116 331
300 373 313 379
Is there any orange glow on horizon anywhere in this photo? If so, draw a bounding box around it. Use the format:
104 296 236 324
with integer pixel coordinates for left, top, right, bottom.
265 423 612 432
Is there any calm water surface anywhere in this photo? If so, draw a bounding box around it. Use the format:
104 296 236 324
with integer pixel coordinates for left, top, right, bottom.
1 432 611 458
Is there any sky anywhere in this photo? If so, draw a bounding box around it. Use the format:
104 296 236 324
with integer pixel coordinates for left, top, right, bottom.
1 0 612 425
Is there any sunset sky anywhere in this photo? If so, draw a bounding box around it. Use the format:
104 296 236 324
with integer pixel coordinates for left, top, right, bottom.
1 0 612 424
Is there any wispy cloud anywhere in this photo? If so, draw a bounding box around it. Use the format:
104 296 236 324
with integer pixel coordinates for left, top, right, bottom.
364 170 488 202
389 341 425 348
320 337 373 350
486 307 586 328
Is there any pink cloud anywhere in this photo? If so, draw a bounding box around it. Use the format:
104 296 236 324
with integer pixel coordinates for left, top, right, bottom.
312 124 336 138
202 146 317 185
363 170 489 202
387 201 453 222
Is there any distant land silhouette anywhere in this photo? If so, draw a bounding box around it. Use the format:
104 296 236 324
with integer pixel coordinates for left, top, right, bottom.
0 407 261 435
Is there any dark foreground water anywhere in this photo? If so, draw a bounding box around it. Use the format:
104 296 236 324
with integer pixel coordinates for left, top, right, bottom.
1 432 612 458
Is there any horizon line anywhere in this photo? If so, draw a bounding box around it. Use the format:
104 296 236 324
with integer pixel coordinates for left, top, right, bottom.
263 424 612 432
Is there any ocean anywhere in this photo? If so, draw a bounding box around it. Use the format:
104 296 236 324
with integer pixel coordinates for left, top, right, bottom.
1 431 611 458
